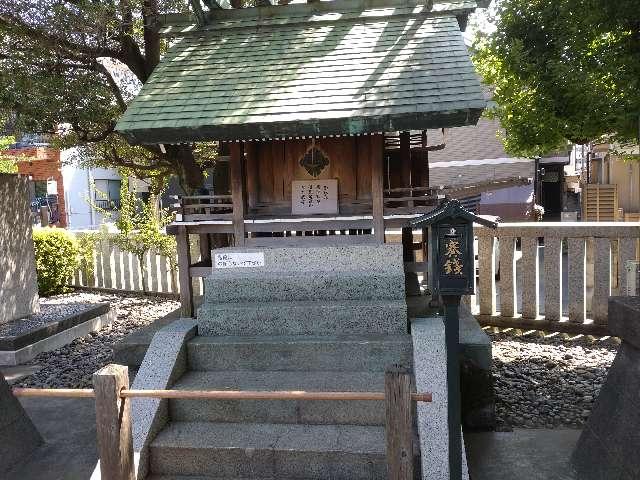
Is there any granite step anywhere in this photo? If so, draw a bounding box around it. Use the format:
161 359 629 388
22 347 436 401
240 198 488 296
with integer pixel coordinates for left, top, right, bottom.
197 299 407 336
169 370 386 425
187 334 413 372
202 270 405 304
149 421 387 479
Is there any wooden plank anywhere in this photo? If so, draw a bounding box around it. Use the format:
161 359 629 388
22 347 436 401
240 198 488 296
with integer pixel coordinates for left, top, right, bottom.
498 236 517 318
150 252 160 293
356 135 372 201
567 238 586 324
592 238 611 325
520 237 539 319
256 142 273 204
244 141 258 210
478 236 496 316
385 364 414 480
245 234 377 247
93 364 134 480
371 134 385 243
543 237 563 322
229 142 246 246
176 226 194 316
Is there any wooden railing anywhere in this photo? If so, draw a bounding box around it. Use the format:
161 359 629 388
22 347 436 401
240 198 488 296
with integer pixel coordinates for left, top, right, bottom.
171 194 233 221
471 222 640 335
12 364 430 480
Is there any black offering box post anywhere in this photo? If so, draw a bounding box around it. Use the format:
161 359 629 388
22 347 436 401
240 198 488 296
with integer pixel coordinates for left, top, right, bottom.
412 199 497 479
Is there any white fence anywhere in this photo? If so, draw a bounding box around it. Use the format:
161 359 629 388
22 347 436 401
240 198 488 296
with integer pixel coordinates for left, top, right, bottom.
470 222 640 334
68 239 179 295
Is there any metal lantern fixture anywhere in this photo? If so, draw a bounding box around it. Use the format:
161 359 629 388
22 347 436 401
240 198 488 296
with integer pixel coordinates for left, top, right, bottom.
411 198 497 480
412 198 497 296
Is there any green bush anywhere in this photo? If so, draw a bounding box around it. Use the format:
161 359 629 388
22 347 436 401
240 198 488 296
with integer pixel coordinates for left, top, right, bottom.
32 227 79 296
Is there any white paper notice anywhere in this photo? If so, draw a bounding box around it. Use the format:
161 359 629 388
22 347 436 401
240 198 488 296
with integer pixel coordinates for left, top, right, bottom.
214 252 265 269
291 179 338 215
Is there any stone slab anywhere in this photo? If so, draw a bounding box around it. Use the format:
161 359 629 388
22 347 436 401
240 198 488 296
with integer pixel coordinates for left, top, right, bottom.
202 270 405 303
411 317 470 480
210 244 404 273
608 296 640 349
0 372 43 475
128 318 198 480
0 174 39 324
187 334 413 372
113 308 181 367
150 421 387 479
169 370 386 425
0 309 116 366
197 299 407 336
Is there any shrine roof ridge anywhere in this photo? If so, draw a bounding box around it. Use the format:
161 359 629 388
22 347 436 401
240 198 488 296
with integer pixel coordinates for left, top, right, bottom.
411 199 498 228
160 0 484 36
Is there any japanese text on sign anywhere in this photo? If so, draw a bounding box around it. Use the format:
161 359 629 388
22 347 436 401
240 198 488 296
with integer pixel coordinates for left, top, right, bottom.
442 233 464 276
214 252 265 269
291 179 338 215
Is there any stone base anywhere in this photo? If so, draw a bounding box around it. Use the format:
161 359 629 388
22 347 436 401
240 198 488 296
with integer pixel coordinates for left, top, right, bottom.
572 297 640 479
0 308 115 366
0 373 43 474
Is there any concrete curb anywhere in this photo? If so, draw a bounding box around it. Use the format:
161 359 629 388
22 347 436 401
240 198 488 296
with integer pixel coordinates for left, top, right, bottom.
0 307 116 366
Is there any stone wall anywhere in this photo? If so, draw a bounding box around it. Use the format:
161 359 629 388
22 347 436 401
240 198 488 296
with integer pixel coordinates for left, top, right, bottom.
0 174 39 324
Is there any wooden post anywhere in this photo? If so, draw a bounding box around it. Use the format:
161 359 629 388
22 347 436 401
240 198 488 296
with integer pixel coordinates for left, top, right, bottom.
371 134 385 243
199 234 211 263
385 364 414 480
93 364 134 480
176 225 194 317
230 142 246 246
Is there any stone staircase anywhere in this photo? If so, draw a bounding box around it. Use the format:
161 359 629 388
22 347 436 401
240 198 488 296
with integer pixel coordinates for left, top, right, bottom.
145 244 415 479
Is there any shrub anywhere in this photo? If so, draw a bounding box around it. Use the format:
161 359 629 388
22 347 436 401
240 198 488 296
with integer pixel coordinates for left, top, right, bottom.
32 227 79 296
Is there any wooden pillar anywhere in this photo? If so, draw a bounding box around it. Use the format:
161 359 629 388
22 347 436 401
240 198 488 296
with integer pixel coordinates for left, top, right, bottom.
245 142 258 211
385 364 414 480
371 134 385 243
230 142 246 246
199 234 211 263
94 364 134 480
176 225 194 317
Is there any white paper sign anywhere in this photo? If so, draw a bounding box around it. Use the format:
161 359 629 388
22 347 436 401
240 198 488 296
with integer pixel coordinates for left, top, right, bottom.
214 252 265 269
292 179 338 215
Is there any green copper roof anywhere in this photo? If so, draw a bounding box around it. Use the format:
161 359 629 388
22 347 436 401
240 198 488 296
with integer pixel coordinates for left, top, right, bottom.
116 0 487 144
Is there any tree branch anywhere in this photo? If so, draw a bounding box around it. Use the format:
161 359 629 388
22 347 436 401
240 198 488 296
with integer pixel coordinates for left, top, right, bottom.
94 61 127 111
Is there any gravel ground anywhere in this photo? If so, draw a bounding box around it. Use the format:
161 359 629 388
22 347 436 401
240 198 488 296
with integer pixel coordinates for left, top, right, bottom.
490 328 619 430
0 302 98 337
13 291 179 389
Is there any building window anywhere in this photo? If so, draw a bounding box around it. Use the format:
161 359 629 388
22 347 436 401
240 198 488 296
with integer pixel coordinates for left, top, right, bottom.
94 179 121 210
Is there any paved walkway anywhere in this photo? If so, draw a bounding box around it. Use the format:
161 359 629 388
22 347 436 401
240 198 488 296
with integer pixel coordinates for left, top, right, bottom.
466 429 580 480
5 397 97 480
7 394 583 480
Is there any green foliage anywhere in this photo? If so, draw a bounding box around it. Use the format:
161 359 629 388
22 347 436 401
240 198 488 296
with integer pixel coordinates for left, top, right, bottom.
95 172 176 291
473 0 640 157
0 135 17 173
32 228 79 296
75 231 100 279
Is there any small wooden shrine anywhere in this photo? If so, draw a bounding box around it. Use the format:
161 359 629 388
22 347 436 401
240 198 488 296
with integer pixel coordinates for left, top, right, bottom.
116 0 489 314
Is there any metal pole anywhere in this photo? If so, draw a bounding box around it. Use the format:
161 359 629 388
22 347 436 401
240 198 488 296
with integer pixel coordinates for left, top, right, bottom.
442 294 462 480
